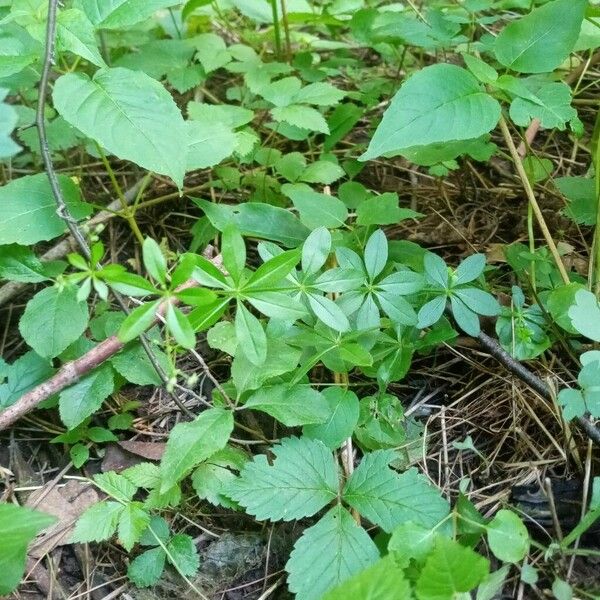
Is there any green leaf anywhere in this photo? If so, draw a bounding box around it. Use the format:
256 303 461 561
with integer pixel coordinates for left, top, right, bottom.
272 104 330 134
424 253 449 288
283 184 348 229
235 302 267 365
415 537 489 600
557 388 587 421
59 363 114 428
186 120 237 170
455 253 486 285
118 300 161 343
188 101 254 128
451 295 481 336
244 384 330 426
111 343 169 386
191 255 229 289
376 291 418 326
510 82 576 130
453 288 500 316
0 37 37 80
308 293 350 332
76 0 181 29
476 565 510 600
123 463 161 489
118 502 151 552
300 160 345 185
494 0 587 73
259 76 302 106
568 289 600 341
57 8 105 67
0 89 20 158
159 407 234 492
0 173 91 245
417 295 447 329
486 509 530 563
294 82 345 106
356 194 420 226
303 387 360 449
19 286 89 359
221 224 246 282
53 68 187 187
364 229 388 280
286 505 380 600
246 291 307 321
462 53 498 84
142 238 167 285
0 504 56 596
343 454 450 532
128 547 166 588
361 64 500 161
322 555 411 600
166 534 200 576
101 271 158 296
226 436 339 521
0 244 48 283
93 473 137 503
246 249 301 289
0 351 54 409
389 521 439 567
72 501 124 544
302 227 331 275
165 304 196 349
556 176 596 225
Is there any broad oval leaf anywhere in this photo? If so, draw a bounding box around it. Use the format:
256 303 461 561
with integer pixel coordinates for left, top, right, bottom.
494 0 587 74
186 120 237 171
53 68 187 187
75 0 181 29
361 64 500 161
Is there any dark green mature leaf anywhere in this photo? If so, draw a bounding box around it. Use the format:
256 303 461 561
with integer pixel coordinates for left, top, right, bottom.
361 64 500 161
494 0 586 73
54 68 187 187
416 537 489 600
0 174 91 245
166 534 200 576
0 351 54 409
159 408 233 492
59 363 115 428
111 343 169 386
0 244 48 283
128 547 166 588
286 505 380 600
244 384 329 426
0 504 56 596
343 453 449 532
19 286 89 359
226 437 339 521
323 555 411 600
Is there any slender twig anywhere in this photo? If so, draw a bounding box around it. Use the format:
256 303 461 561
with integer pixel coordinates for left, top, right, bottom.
37 0 90 259
499 115 570 284
477 331 600 446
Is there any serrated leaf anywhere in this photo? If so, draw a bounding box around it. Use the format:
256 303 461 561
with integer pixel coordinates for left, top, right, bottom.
118 502 151 552
272 104 329 134
59 363 114 428
300 161 345 185
244 384 330 426
303 387 360 449
159 408 233 492
19 286 89 359
123 463 161 489
111 343 169 386
128 547 166 588
166 534 199 576
71 501 123 544
192 448 247 508
510 82 577 130
415 537 489 600
0 351 54 409
0 504 56 596
286 505 380 600
186 120 237 170
494 0 586 73
294 82 345 106
389 521 440 567
94 471 138 502
343 454 450 532
486 509 529 563
226 436 339 521
53 68 187 187
361 64 500 161
76 0 180 29
0 174 91 245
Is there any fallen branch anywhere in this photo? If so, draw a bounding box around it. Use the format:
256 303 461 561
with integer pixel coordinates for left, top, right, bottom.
0 280 198 431
477 331 600 446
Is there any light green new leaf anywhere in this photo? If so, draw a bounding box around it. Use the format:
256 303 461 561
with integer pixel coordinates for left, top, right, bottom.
19 286 89 359
118 300 161 343
494 0 587 73
486 509 530 563
272 105 330 134
244 384 330 426
226 437 339 521
323 555 411 600
293 82 345 106
389 521 439 567
343 454 450 532
53 68 187 187
142 238 167 285
569 289 600 341
71 501 124 544
0 504 56 596
159 408 234 492
235 302 267 365
165 304 196 349
303 387 360 449
361 64 500 161
415 537 489 600
57 9 105 67
76 0 180 29
286 505 380 600
283 184 348 230
59 363 114 428
300 161 345 185
186 120 237 170
0 174 91 245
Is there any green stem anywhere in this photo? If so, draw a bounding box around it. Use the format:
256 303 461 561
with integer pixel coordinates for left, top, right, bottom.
270 0 282 60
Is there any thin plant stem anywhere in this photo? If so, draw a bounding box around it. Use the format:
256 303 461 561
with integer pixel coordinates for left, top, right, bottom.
270 0 283 60
499 115 570 284
280 0 292 62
